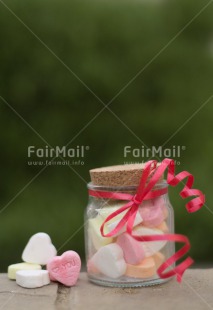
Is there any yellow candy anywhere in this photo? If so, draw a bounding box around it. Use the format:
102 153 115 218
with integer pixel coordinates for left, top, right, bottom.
8 262 41 280
89 217 113 250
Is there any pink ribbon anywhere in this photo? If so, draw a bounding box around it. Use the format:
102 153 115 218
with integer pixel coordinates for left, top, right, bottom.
88 158 205 282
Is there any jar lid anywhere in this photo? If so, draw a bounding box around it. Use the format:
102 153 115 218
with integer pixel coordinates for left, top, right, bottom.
89 163 163 187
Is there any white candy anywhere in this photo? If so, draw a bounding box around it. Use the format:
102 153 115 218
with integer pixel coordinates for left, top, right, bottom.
107 212 143 236
91 243 126 278
98 206 143 237
22 233 57 265
133 226 167 257
16 270 50 288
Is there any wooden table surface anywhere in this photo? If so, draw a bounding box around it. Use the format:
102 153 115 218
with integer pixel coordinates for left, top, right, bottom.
0 270 212 310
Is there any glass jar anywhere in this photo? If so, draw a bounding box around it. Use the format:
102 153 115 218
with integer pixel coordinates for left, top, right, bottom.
85 181 175 287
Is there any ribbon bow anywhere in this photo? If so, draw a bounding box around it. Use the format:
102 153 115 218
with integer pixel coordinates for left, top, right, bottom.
89 158 205 282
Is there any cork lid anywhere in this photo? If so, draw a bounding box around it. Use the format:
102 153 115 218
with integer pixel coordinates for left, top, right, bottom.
89 163 163 187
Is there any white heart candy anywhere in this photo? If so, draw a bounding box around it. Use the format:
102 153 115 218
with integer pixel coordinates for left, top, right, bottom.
97 206 143 237
107 212 143 237
133 226 167 257
91 243 126 278
22 233 57 265
16 270 50 288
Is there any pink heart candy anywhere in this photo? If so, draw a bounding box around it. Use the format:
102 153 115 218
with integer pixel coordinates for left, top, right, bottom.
153 196 168 219
139 200 164 227
117 233 145 264
47 251 81 286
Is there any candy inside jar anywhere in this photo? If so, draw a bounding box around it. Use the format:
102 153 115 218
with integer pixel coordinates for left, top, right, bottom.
85 164 175 287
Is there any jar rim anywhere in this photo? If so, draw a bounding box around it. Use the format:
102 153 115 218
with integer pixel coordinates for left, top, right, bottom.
87 180 168 192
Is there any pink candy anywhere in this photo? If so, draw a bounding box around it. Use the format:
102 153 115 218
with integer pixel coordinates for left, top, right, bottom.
117 233 145 264
139 197 165 227
47 251 81 286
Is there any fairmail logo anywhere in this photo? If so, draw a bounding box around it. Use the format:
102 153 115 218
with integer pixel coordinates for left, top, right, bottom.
124 145 186 158
27 145 89 166
28 145 89 158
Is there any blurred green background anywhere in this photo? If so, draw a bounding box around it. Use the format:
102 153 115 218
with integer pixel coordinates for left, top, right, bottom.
0 0 212 271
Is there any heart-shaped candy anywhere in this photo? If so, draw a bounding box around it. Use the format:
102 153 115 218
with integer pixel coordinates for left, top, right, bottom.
47 251 81 286
97 205 143 236
133 226 167 257
16 270 50 288
139 200 164 227
22 233 57 265
153 197 169 219
125 257 156 279
90 243 126 278
117 233 145 264
8 262 41 280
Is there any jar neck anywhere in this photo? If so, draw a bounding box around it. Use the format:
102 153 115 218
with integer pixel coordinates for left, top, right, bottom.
87 180 168 193
87 180 169 203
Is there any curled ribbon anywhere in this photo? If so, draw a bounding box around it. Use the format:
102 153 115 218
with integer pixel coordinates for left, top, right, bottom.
88 158 205 283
